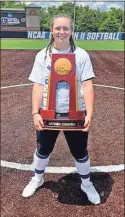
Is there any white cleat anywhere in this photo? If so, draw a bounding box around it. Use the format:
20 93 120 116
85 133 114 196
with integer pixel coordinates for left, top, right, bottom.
22 177 44 198
81 182 101 205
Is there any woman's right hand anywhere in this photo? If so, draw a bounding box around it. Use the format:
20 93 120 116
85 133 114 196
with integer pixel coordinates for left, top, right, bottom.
33 114 44 131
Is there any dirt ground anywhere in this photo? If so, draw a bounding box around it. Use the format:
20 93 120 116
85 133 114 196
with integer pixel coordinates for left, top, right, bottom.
1 50 124 217
1 50 124 88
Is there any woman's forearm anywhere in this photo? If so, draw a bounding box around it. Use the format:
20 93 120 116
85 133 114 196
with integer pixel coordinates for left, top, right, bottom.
82 80 94 118
32 83 44 114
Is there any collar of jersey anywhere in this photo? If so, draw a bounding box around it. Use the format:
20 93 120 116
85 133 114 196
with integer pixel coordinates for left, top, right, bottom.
52 46 71 54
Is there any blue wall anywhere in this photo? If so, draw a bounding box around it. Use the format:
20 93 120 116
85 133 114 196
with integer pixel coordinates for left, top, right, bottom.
1 31 124 40
0 31 27 38
27 31 123 40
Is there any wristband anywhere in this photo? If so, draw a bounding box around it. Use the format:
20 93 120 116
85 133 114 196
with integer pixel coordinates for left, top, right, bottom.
32 112 39 116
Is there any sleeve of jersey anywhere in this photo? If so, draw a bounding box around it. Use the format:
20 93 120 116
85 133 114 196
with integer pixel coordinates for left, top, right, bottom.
81 53 95 82
28 55 44 85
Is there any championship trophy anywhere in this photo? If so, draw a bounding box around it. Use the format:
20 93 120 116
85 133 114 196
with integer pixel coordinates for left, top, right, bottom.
39 54 86 130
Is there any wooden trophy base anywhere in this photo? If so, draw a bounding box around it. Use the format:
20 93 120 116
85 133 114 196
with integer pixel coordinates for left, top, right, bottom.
39 109 86 131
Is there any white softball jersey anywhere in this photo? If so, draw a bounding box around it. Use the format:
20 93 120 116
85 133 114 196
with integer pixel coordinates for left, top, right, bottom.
28 46 95 113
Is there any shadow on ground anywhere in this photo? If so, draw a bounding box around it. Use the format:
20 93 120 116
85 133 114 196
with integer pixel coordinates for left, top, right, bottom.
41 172 114 206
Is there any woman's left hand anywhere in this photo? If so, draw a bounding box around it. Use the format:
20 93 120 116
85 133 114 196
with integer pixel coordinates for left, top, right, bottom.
81 115 92 132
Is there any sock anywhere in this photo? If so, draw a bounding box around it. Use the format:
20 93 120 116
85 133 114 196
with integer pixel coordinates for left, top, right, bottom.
75 155 91 186
33 150 49 181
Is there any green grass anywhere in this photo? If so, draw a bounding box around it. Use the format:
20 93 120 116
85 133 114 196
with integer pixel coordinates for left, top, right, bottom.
1 39 124 51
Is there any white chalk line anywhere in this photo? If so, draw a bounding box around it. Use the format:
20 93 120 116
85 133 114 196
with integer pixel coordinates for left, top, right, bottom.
1 160 124 174
93 84 124 90
1 83 124 91
1 83 33 89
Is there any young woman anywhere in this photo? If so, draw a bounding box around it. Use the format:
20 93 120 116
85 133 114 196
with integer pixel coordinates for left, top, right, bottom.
22 14 101 205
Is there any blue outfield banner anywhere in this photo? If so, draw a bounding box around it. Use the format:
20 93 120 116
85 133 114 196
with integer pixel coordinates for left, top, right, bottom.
0 31 27 38
0 31 124 40
27 31 123 40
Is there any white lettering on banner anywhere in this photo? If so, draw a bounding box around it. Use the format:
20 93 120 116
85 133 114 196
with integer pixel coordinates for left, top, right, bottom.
86 33 91 40
104 33 109 40
108 33 113 40
100 33 104 40
80 32 85 40
28 31 46 39
41 31 45 39
116 33 120 40
91 33 97 40
33 31 37 39
112 32 120 40
27 31 122 40
113 33 117 40
95 33 100 40
38 31 45 39
8 18 20 25
28 31 33 39
73 32 79 40
37 31 41 38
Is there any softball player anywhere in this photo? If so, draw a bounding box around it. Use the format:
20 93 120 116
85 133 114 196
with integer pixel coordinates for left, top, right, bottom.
22 14 101 205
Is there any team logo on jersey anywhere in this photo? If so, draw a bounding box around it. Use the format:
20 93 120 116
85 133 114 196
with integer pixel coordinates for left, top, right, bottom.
54 58 72 75
45 78 69 90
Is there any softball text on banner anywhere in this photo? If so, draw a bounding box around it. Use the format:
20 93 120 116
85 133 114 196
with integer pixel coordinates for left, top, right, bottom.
27 31 123 40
